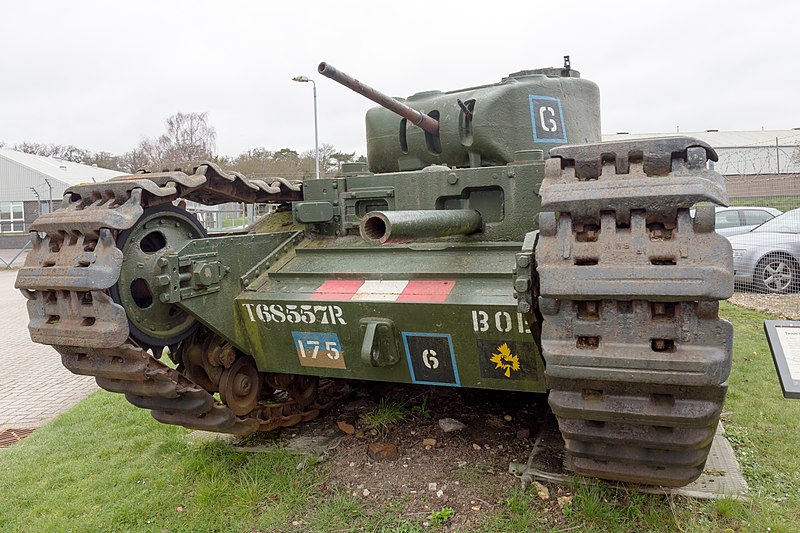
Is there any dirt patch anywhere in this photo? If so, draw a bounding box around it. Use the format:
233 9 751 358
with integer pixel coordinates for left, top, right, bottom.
728 291 800 319
248 382 564 529
327 384 548 528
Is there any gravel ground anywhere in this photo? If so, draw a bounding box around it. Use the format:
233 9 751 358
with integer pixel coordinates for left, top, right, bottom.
728 291 800 319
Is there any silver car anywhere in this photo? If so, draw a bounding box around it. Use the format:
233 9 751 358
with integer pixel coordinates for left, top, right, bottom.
713 206 782 237
728 208 800 293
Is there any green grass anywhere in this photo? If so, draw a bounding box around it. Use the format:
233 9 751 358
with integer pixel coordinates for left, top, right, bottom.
427 506 455 525
360 398 408 434
410 393 433 419
0 393 334 532
0 302 799 531
221 216 247 228
727 196 800 212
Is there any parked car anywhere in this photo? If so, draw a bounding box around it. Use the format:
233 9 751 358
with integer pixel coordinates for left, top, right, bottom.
728 208 800 293
711 206 782 237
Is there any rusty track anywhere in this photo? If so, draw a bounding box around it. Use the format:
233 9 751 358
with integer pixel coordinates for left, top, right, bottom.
14 143 736 485
15 161 341 435
536 137 734 486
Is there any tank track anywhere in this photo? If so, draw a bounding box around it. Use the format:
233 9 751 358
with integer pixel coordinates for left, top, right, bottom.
15 142 735 485
536 137 734 486
15 161 342 435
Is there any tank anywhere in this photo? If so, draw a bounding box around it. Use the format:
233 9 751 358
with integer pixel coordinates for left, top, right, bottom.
15 60 734 487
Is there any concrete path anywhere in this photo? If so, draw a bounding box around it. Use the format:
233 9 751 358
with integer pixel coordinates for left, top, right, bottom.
0 270 97 431
0 248 29 269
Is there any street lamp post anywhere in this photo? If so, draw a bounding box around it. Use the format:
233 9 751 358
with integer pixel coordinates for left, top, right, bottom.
292 75 320 180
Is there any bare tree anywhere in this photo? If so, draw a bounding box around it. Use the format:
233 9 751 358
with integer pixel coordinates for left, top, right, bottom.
14 141 50 156
158 112 216 162
83 151 126 172
225 147 274 177
227 147 310 179
121 138 167 171
10 141 132 171
13 142 90 163
120 112 216 170
226 144 360 180
8 113 361 180
301 143 356 175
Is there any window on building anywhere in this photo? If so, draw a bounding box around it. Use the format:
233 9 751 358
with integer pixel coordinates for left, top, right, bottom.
0 202 24 233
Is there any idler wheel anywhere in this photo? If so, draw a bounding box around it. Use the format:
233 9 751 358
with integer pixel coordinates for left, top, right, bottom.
219 356 262 416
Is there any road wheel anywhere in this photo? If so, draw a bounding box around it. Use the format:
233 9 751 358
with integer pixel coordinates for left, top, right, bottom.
219 356 262 416
754 255 797 294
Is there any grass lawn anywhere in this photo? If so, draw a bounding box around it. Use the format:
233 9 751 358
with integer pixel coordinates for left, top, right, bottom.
1 302 799 532
727 196 800 212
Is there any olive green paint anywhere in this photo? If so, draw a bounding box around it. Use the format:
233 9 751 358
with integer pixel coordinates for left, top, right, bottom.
233 240 544 393
173 231 303 354
165 67 596 394
364 68 601 172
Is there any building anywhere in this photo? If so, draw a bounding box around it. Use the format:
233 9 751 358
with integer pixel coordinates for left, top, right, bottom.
0 148 125 248
603 129 800 201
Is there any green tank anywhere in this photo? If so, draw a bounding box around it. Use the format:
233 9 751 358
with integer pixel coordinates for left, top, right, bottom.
15 59 733 487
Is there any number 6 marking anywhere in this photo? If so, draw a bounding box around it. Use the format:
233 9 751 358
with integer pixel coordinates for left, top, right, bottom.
422 349 439 369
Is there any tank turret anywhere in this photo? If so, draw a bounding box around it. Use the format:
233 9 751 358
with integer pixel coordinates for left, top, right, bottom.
319 60 601 173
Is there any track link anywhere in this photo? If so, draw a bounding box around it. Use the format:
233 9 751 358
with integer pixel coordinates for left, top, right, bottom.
14 161 335 435
536 137 734 486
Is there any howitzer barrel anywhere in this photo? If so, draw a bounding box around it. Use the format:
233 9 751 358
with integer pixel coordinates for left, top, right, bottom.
360 210 482 244
318 62 440 136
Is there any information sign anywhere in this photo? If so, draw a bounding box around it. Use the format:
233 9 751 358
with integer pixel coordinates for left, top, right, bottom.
763 320 800 399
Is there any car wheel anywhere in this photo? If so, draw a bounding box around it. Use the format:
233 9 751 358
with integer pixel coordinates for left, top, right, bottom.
754 255 797 294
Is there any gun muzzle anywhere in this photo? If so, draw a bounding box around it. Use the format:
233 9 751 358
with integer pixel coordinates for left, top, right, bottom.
360 210 483 244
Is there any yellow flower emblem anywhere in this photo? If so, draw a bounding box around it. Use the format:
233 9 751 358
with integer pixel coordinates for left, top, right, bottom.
489 343 520 378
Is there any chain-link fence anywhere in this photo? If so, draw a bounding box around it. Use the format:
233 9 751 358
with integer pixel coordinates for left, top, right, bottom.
0 181 47 269
716 136 800 319
185 202 277 233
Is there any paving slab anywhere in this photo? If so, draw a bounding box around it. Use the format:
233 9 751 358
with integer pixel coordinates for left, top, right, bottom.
510 418 748 500
0 248 29 269
0 270 97 432
652 422 748 500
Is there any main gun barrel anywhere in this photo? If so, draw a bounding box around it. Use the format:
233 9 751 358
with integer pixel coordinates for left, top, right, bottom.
360 210 483 244
318 62 440 136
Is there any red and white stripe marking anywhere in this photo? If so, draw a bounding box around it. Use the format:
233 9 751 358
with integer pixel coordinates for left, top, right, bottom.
311 280 455 302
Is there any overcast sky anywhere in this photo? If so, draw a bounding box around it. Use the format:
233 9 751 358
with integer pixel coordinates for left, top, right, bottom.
1 0 798 159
